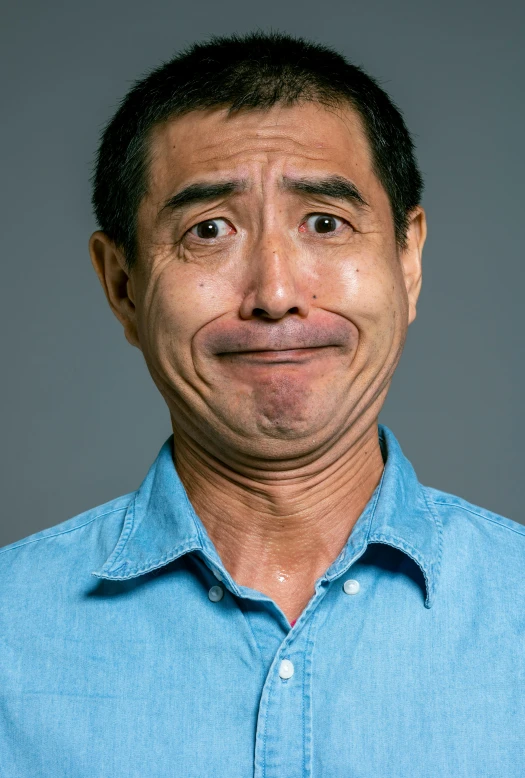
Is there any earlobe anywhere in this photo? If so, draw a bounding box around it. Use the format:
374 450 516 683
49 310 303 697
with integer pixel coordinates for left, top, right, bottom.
88 231 141 348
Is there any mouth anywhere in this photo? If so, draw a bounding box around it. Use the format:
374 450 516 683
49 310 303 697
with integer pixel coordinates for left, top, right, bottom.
217 346 338 363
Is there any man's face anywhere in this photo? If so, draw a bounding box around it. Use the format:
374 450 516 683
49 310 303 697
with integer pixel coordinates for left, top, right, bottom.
97 101 425 465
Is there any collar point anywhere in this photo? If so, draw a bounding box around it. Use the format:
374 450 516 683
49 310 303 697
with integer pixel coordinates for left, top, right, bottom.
91 560 130 580
423 585 436 609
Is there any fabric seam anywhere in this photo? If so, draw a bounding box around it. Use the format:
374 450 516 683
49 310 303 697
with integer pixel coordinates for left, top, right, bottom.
0 506 129 557
431 500 525 537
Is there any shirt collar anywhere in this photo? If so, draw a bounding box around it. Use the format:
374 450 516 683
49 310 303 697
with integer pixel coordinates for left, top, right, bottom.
92 424 442 608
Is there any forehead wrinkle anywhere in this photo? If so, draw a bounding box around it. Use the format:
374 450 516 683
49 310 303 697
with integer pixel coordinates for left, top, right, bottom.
155 101 370 173
176 124 337 165
150 115 373 203
156 147 339 206
186 142 332 169
182 117 332 145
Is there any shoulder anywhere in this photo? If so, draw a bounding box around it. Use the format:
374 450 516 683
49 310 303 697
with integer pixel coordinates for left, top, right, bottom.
425 485 524 537
0 492 134 584
423 484 525 565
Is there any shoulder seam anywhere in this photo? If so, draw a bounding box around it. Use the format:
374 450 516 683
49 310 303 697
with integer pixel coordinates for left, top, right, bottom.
430 499 525 539
0 506 128 556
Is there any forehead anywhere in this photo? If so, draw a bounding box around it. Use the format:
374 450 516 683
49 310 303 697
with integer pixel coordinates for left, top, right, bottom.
146 101 375 193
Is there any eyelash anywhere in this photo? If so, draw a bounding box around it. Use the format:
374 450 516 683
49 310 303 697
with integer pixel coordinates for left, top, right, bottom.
299 214 351 236
184 212 353 241
187 218 235 240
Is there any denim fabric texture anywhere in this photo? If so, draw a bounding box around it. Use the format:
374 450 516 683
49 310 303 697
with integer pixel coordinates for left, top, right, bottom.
1 423 524 777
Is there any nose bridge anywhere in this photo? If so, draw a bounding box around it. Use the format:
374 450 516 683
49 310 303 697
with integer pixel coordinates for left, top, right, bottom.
240 220 310 320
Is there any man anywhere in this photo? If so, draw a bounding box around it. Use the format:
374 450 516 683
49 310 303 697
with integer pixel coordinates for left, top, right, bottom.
0 31 523 778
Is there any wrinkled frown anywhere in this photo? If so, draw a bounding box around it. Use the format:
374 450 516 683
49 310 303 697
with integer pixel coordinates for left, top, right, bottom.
111 101 424 467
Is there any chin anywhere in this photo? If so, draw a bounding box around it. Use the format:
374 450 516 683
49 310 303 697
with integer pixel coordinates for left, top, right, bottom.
251 406 335 448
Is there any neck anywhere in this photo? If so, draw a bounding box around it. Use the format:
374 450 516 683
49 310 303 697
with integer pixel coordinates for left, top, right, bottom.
172 421 385 623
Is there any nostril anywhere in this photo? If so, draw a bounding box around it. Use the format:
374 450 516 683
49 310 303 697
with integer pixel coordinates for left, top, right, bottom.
251 306 300 318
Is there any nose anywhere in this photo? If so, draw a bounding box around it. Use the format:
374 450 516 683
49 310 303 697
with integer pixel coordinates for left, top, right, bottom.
239 239 310 321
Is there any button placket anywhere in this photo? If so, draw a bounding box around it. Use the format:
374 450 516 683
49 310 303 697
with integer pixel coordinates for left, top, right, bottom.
254 607 322 778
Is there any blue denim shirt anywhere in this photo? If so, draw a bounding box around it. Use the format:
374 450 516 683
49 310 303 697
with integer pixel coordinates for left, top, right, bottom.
1 424 524 777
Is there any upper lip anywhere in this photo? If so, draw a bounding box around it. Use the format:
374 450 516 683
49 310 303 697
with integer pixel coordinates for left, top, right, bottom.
204 318 351 356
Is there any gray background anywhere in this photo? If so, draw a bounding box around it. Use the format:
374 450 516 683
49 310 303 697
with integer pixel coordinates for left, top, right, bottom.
1 0 523 547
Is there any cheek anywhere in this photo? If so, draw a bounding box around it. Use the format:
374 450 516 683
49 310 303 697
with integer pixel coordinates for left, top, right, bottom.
139 266 234 370
320 251 400 323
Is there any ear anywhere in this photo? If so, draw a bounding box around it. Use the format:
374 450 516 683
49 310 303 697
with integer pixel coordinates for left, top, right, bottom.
399 206 427 325
89 231 141 348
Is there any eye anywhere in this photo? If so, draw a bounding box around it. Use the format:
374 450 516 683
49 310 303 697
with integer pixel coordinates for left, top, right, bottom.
188 218 235 239
301 214 348 235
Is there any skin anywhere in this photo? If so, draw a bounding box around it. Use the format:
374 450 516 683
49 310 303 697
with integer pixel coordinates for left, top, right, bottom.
90 100 426 623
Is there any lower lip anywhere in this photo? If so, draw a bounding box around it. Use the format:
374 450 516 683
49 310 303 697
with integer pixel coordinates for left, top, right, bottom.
218 347 337 363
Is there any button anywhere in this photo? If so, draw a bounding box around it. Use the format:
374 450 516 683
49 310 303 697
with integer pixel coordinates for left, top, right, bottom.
343 579 360 595
208 585 224 602
278 659 294 679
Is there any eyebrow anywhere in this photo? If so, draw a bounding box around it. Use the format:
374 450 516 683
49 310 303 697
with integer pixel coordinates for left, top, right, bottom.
158 173 369 220
281 175 369 209
158 180 247 219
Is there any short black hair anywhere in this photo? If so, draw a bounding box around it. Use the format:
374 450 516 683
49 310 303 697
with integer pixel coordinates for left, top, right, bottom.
92 31 423 272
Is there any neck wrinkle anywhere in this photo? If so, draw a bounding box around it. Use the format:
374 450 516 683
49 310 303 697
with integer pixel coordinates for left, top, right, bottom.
171 421 385 582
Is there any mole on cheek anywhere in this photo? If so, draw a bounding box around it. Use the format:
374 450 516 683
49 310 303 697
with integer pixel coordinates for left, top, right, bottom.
312 295 317 299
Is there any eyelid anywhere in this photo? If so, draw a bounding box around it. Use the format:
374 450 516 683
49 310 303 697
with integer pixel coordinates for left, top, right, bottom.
186 216 235 239
188 216 229 231
301 212 353 233
181 211 352 241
